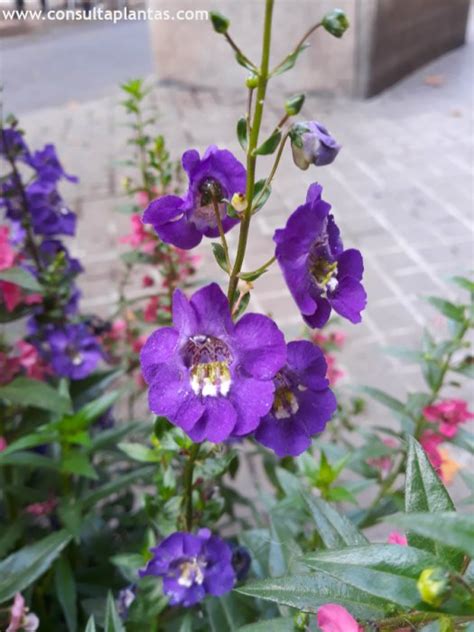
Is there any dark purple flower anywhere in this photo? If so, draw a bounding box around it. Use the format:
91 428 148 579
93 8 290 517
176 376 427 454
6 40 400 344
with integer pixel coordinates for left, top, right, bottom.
0 127 30 161
255 340 337 457
117 585 136 620
139 529 235 607
27 144 78 184
274 183 366 328
140 283 286 443
27 180 76 236
39 240 83 276
0 175 23 221
143 146 246 249
231 545 251 581
290 121 341 169
45 323 102 379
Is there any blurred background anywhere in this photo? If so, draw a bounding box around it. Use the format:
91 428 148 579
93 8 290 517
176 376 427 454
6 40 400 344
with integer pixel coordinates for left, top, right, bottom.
1 0 473 428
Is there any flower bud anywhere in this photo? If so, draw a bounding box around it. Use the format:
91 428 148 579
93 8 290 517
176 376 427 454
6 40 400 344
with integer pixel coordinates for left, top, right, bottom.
245 74 259 89
322 9 350 38
289 121 341 169
231 192 247 212
417 567 450 607
293 611 309 630
210 11 230 34
285 94 305 116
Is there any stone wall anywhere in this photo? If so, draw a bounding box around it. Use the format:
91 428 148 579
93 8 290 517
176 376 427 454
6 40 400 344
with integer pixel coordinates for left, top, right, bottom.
147 0 470 98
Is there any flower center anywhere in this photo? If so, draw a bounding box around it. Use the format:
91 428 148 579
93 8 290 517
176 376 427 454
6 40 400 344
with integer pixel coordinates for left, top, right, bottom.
272 372 300 420
176 557 206 588
182 335 233 397
309 255 338 294
66 345 83 366
194 178 226 229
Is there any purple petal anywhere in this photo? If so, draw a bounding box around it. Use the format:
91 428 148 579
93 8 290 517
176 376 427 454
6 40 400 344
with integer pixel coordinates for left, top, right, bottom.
337 248 364 282
234 314 286 380
182 149 201 177
187 397 237 443
140 327 179 383
255 414 312 458
287 340 329 390
189 283 234 337
143 195 184 226
303 296 332 329
172 289 198 336
229 376 275 436
156 215 202 249
147 364 186 418
296 387 337 435
330 277 367 323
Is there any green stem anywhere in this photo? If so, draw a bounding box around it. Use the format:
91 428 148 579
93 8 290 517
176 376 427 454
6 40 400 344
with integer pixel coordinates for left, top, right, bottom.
227 0 275 304
224 32 257 72
240 255 276 280
183 443 201 531
252 132 289 211
271 21 322 75
377 612 474 631
212 196 232 273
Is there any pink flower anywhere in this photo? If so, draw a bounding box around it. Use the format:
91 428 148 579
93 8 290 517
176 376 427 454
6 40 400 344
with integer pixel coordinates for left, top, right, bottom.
0 436 7 451
108 319 127 341
144 296 159 323
132 334 147 354
423 399 473 438
0 352 20 385
25 497 57 517
368 438 397 472
16 341 50 380
0 281 22 312
420 430 444 471
120 214 155 253
325 353 344 385
136 188 159 209
317 604 363 632
6 593 39 632
0 226 16 271
387 531 408 546
142 274 154 287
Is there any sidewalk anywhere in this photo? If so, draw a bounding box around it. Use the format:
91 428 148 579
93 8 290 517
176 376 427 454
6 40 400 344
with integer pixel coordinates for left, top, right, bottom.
15 26 473 406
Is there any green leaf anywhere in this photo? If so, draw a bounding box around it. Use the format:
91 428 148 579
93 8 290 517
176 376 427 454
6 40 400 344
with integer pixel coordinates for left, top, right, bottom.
237 573 389 619
85 617 97 632
0 377 72 414
361 386 407 415
285 93 305 116
451 275 474 294
426 297 465 322
54 556 77 632
272 44 310 77
70 391 119 427
205 593 258 631
105 591 125 632
237 117 247 151
405 437 461 569
0 451 59 470
251 179 272 214
234 291 251 319
118 442 159 463
391 512 474 558
302 544 443 579
80 466 153 510
0 266 42 291
0 432 57 457
0 530 71 603
211 242 229 273
304 495 367 549
238 618 295 632
254 130 282 156
61 451 98 480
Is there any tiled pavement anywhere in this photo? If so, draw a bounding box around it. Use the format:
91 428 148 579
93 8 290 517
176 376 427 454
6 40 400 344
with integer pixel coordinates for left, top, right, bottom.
16 24 473 413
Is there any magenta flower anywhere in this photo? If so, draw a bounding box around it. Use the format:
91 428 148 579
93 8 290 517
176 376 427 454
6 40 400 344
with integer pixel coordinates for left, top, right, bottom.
139 529 235 607
423 399 473 438
143 146 246 249
387 531 408 546
254 341 336 457
317 604 363 632
274 183 366 329
140 283 286 443
0 226 16 271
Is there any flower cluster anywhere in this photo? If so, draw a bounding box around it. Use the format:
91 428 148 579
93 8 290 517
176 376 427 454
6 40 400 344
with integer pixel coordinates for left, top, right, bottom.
0 123 102 381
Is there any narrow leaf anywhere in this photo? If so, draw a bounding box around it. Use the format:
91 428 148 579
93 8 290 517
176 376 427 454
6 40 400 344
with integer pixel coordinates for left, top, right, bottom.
54 555 77 632
237 117 247 151
0 267 42 291
304 494 367 548
211 242 229 273
254 130 282 156
0 377 72 414
105 591 125 632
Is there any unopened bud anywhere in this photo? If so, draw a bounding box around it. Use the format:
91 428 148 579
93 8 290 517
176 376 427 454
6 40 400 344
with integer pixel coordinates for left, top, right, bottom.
245 74 259 89
231 192 247 212
210 11 230 34
285 94 305 116
417 567 450 607
293 611 309 630
322 9 349 38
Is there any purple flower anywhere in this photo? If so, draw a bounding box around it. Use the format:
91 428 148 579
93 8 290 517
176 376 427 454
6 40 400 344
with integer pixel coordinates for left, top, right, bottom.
274 183 366 328
0 128 30 161
27 144 78 184
0 176 23 221
39 240 83 276
231 545 251 581
140 283 286 443
290 121 341 169
45 323 102 379
139 529 235 607
143 146 246 249
255 340 337 457
27 180 76 236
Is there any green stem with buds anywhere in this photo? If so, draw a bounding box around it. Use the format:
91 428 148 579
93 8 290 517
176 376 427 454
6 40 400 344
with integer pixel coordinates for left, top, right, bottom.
227 0 275 304
183 443 201 531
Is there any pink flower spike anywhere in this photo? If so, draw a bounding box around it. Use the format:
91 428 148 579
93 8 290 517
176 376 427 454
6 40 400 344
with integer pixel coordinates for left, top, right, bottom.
423 399 474 439
0 225 16 271
0 281 22 312
387 531 408 546
0 436 8 452
317 604 363 632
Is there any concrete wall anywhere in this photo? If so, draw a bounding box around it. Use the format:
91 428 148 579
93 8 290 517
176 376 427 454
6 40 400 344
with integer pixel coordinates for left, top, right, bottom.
147 0 470 98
